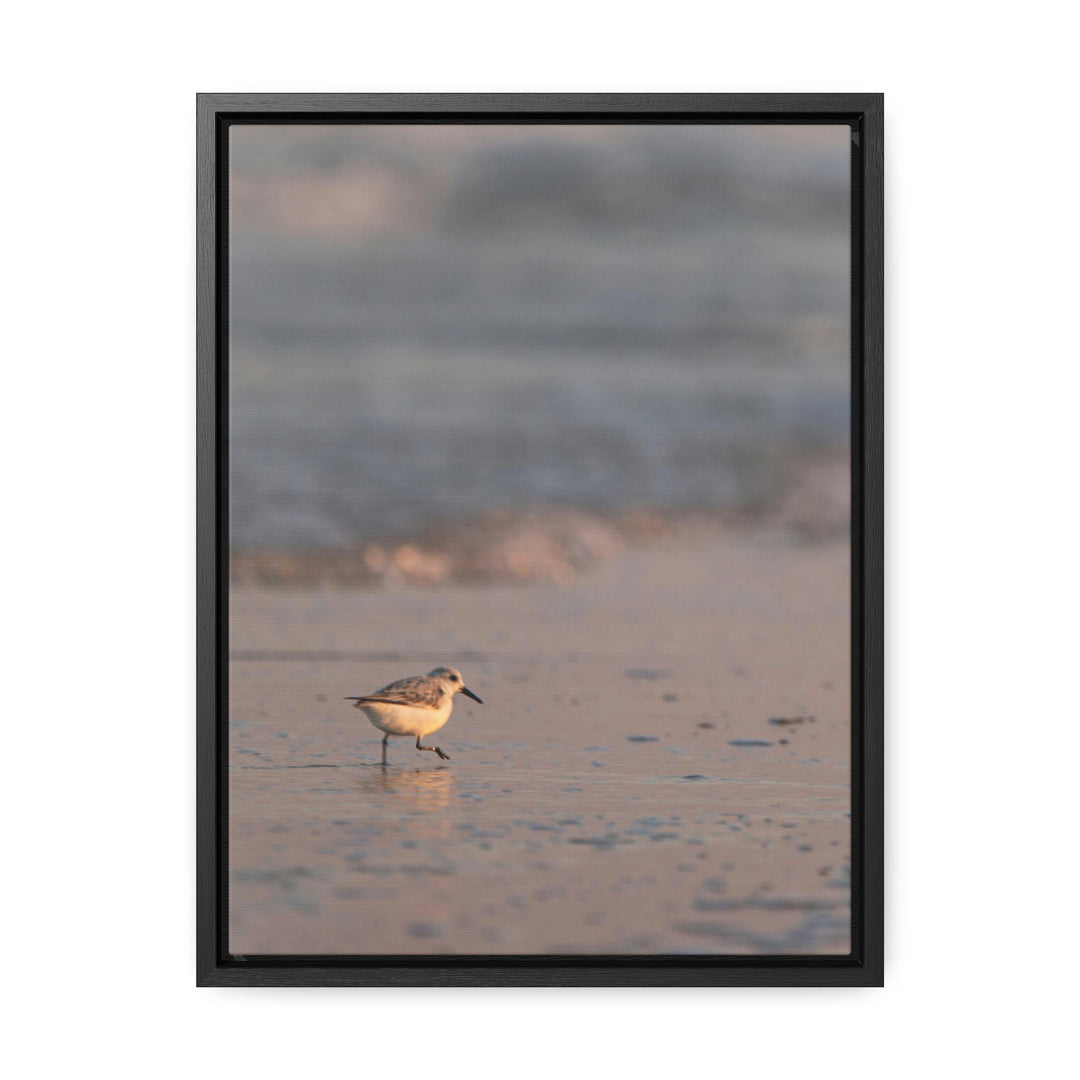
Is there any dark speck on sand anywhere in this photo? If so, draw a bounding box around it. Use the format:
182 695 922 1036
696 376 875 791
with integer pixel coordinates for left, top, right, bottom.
728 739 774 747
407 922 443 940
628 735 660 743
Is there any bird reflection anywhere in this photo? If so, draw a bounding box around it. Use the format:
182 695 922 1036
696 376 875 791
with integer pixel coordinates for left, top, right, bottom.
357 767 455 840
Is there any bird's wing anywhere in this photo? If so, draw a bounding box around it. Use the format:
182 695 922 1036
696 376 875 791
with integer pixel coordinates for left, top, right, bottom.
345 675 444 708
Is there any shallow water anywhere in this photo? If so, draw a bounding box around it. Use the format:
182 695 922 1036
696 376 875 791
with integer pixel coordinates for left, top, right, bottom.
229 741 850 955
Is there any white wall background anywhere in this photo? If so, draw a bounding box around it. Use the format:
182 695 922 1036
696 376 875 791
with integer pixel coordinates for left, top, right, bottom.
3 2 1076 1077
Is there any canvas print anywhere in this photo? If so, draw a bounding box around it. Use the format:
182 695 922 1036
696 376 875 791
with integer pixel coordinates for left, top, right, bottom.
227 123 852 955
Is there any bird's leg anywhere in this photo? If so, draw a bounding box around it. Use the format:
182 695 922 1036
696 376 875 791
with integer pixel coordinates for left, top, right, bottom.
381 733 389 766
415 736 450 761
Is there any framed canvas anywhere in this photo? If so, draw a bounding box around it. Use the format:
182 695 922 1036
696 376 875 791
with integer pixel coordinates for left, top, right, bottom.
196 93 883 987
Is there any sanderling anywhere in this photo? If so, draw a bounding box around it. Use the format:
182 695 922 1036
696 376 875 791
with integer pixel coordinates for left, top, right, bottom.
345 666 483 764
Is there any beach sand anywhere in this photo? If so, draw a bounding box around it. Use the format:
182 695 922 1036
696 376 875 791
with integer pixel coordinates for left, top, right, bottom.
227 529 851 955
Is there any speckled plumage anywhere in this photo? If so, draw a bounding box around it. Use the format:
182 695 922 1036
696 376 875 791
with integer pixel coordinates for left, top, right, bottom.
351 673 448 709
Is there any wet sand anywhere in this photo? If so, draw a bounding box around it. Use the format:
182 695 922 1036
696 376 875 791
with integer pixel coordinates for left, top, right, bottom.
228 531 850 955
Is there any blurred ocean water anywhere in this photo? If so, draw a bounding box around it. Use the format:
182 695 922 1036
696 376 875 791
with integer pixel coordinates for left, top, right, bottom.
229 125 850 551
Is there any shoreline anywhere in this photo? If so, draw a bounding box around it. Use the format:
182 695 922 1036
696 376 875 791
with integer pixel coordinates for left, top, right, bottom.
229 451 850 590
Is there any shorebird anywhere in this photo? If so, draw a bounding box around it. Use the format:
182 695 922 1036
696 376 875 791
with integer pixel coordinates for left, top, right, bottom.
345 666 483 764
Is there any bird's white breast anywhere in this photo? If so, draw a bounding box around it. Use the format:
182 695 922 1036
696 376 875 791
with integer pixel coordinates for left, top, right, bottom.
358 699 453 737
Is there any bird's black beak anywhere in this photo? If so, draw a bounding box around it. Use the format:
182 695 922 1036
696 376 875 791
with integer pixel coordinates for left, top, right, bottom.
461 686 483 704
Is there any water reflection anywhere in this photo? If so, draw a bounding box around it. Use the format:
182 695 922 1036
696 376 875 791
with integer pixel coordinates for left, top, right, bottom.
357 767 455 840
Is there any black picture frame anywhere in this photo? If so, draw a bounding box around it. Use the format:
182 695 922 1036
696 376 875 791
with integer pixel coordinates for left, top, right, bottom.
197 92 883 987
